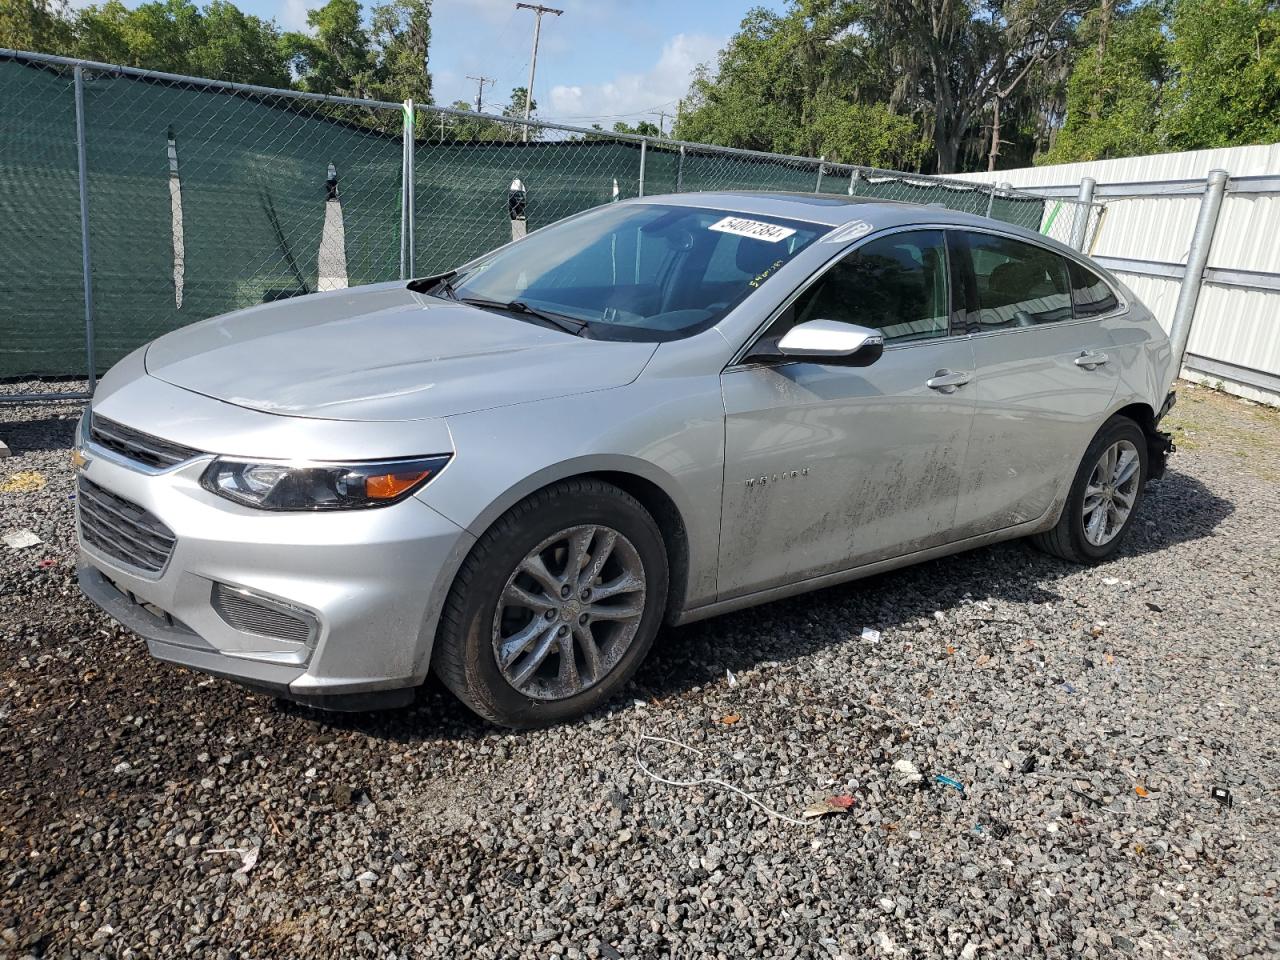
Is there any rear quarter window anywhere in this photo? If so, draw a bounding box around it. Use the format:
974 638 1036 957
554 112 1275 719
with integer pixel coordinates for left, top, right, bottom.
1068 260 1120 317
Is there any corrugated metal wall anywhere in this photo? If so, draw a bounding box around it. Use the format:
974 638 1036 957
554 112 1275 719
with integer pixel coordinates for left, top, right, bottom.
952 144 1280 406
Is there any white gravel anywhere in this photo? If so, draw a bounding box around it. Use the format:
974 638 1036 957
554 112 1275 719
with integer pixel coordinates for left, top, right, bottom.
1 379 1277 959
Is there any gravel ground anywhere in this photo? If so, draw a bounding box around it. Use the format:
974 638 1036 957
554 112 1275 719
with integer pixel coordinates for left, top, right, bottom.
1 378 1278 960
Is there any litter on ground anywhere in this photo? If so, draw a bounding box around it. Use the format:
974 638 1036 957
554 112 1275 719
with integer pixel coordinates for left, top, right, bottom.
1 470 45 493
801 795 855 819
892 759 923 787
3 528 43 549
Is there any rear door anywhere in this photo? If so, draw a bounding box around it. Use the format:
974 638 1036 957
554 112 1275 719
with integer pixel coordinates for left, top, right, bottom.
717 229 976 599
951 230 1123 538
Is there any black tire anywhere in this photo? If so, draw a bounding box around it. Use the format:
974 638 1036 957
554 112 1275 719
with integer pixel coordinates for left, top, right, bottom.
432 478 668 728
1032 415 1149 564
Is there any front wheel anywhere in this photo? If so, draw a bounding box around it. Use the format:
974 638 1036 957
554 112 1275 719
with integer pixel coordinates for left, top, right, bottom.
432 478 668 728
1032 416 1149 564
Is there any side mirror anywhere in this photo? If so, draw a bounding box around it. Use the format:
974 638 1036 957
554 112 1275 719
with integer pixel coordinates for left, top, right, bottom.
768 319 884 367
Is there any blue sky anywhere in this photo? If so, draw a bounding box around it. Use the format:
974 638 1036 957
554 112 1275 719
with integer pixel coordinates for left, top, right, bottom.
248 0 783 129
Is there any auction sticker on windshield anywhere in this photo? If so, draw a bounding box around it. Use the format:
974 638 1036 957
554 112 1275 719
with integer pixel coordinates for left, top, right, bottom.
708 216 797 243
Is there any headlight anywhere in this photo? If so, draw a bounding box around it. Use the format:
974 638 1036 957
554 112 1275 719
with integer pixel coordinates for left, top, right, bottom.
200 455 451 511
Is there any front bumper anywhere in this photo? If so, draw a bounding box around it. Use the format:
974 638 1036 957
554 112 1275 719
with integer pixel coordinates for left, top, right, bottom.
75 428 475 710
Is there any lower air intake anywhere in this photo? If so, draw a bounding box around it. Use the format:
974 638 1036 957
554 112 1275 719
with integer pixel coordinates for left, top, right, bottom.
211 584 315 644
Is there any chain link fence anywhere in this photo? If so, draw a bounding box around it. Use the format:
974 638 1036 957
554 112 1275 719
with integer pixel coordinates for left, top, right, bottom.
0 49 1103 397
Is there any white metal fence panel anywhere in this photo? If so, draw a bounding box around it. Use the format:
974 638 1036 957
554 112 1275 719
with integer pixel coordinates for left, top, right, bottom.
1090 196 1201 263
952 144 1280 407
1116 274 1181 334
1209 192 1280 274
951 142 1280 186
1191 285 1280 380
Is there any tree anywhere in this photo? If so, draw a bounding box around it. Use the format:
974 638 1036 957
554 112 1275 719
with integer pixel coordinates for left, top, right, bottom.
806 98 928 169
502 85 536 139
675 0 1087 173
283 0 375 97
871 0 1087 172
1164 0 1280 150
612 120 661 136
191 1 290 86
445 100 502 140
504 86 535 118
1040 2 1167 162
368 0 431 104
1041 0 1280 163
675 7 867 157
1 0 74 54
66 0 288 85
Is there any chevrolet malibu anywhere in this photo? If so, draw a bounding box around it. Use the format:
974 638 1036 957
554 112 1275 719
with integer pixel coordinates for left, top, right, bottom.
76 192 1175 727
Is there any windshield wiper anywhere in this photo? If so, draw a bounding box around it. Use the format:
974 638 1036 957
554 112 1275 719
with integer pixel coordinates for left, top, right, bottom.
457 297 589 337
407 269 460 298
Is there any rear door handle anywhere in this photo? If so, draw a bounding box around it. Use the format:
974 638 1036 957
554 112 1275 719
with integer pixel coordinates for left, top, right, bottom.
926 369 973 392
1074 350 1109 369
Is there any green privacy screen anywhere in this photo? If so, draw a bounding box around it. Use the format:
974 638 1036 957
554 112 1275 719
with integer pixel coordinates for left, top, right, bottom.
0 59 86 377
0 58 404 377
78 73 404 374
0 55 1045 378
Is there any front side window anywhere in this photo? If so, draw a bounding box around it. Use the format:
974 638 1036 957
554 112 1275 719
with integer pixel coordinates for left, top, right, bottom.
963 232 1072 329
438 203 826 341
762 230 951 348
1069 260 1120 316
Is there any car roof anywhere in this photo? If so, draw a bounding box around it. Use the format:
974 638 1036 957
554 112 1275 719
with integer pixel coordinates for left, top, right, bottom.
631 189 1062 251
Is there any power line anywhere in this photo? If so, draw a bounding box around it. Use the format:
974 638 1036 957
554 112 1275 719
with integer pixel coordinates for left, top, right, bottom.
540 99 681 124
515 3 563 143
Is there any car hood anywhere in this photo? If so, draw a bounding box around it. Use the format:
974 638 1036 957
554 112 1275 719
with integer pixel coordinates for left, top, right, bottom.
145 284 658 421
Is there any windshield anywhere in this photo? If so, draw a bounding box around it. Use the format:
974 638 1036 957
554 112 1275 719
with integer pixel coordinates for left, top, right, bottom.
437 203 828 341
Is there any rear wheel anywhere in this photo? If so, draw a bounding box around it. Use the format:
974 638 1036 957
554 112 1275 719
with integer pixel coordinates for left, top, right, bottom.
433 478 668 728
1032 416 1149 564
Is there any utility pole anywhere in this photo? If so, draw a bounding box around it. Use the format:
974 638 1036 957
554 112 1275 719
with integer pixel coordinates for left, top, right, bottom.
649 110 668 137
515 3 563 143
466 74 494 113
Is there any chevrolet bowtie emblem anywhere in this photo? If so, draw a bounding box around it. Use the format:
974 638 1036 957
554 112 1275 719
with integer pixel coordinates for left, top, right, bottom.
71 447 91 471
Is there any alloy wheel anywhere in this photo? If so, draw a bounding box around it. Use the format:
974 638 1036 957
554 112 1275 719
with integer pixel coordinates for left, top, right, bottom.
492 524 646 700
1081 439 1141 546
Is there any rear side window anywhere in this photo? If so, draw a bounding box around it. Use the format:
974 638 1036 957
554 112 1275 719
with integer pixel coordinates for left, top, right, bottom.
779 230 951 344
1068 260 1120 316
963 232 1073 329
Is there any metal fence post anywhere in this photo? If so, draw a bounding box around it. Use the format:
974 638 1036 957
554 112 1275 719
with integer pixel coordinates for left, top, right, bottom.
848 166 860 196
405 98 415 275
73 66 98 392
637 138 647 197
985 181 997 218
1070 177 1096 251
399 101 409 280
1168 168 1229 389
815 156 825 194
676 145 684 193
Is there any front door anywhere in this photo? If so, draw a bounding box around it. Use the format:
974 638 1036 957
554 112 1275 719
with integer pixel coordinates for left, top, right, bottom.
718 229 976 600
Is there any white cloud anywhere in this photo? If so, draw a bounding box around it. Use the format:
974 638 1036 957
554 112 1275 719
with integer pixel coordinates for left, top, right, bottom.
279 0 326 32
546 32 722 126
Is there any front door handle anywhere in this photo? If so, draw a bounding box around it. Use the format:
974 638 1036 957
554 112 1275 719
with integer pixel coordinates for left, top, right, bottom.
926 369 973 393
1074 350 1110 369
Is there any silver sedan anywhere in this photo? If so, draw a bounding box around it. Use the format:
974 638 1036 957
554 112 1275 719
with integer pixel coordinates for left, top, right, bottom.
76 192 1176 727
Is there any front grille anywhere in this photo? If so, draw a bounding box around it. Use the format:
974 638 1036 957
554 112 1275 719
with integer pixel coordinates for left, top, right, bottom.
211 584 314 644
78 476 177 574
90 415 202 469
